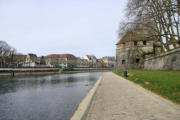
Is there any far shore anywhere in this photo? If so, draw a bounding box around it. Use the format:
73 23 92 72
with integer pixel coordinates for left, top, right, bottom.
0 71 61 77
0 67 113 77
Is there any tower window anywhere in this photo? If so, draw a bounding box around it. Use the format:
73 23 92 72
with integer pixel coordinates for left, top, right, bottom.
136 58 140 63
143 40 147 45
134 41 137 46
122 60 126 64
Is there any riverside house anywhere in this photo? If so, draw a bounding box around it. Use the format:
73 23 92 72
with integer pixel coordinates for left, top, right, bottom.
83 55 97 67
76 57 104 68
45 54 77 68
95 59 104 68
24 53 39 67
76 57 90 68
101 56 115 68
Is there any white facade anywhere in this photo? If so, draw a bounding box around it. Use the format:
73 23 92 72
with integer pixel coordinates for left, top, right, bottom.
83 55 96 62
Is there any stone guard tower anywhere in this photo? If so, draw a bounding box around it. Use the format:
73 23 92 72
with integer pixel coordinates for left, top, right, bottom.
116 32 155 70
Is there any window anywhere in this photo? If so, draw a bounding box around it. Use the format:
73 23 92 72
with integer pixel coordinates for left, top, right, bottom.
143 40 147 45
178 40 180 45
122 60 126 64
136 58 140 63
134 41 137 46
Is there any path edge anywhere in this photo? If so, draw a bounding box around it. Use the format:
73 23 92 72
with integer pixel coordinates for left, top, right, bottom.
70 73 103 120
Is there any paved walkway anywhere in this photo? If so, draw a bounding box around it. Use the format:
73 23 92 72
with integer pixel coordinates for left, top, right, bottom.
85 72 180 120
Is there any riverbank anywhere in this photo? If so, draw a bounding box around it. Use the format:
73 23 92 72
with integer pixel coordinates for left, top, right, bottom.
70 73 103 120
0 68 112 77
75 72 180 120
0 68 61 77
0 71 61 76
62 70 111 74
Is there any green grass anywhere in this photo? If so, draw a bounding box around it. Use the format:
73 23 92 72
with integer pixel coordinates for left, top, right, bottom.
114 70 180 104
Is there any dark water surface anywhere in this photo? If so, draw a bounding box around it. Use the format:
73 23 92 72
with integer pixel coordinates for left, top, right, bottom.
0 72 101 120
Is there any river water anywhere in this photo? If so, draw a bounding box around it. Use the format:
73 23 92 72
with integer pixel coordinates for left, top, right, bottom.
0 72 101 120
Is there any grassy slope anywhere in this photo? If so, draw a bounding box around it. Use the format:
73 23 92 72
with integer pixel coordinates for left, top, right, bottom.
114 70 180 104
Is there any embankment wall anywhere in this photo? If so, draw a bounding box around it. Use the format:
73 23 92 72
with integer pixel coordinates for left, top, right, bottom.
144 48 180 70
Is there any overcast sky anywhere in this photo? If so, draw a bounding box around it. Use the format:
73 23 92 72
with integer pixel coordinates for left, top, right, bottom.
0 0 127 58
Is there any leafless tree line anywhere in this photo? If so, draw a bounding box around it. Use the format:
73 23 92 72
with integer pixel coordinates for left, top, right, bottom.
119 0 180 50
0 40 16 56
0 40 16 67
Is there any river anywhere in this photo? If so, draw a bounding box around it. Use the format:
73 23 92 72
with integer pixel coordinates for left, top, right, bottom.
0 72 101 120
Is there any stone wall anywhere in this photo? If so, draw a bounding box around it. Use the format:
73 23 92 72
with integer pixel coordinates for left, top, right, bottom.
144 48 180 70
116 45 155 70
116 47 144 70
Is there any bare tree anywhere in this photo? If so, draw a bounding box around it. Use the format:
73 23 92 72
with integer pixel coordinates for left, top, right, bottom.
0 40 16 67
0 40 16 56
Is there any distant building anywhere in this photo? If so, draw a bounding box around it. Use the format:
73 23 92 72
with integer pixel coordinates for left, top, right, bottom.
24 53 39 67
95 59 104 68
116 32 156 70
83 55 96 62
45 54 77 68
83 55 97 67
76 57 90 68
101 56 115 68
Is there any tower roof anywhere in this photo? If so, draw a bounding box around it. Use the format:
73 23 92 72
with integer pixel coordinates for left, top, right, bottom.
116 32 150 45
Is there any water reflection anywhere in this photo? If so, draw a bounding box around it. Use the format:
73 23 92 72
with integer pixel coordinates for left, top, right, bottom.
0 72 101 120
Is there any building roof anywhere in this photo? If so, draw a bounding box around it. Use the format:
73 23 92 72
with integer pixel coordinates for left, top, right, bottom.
28 53 37 58
85 55 96 60
86 55 92 60
46 54 77 60
116 32 150 45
